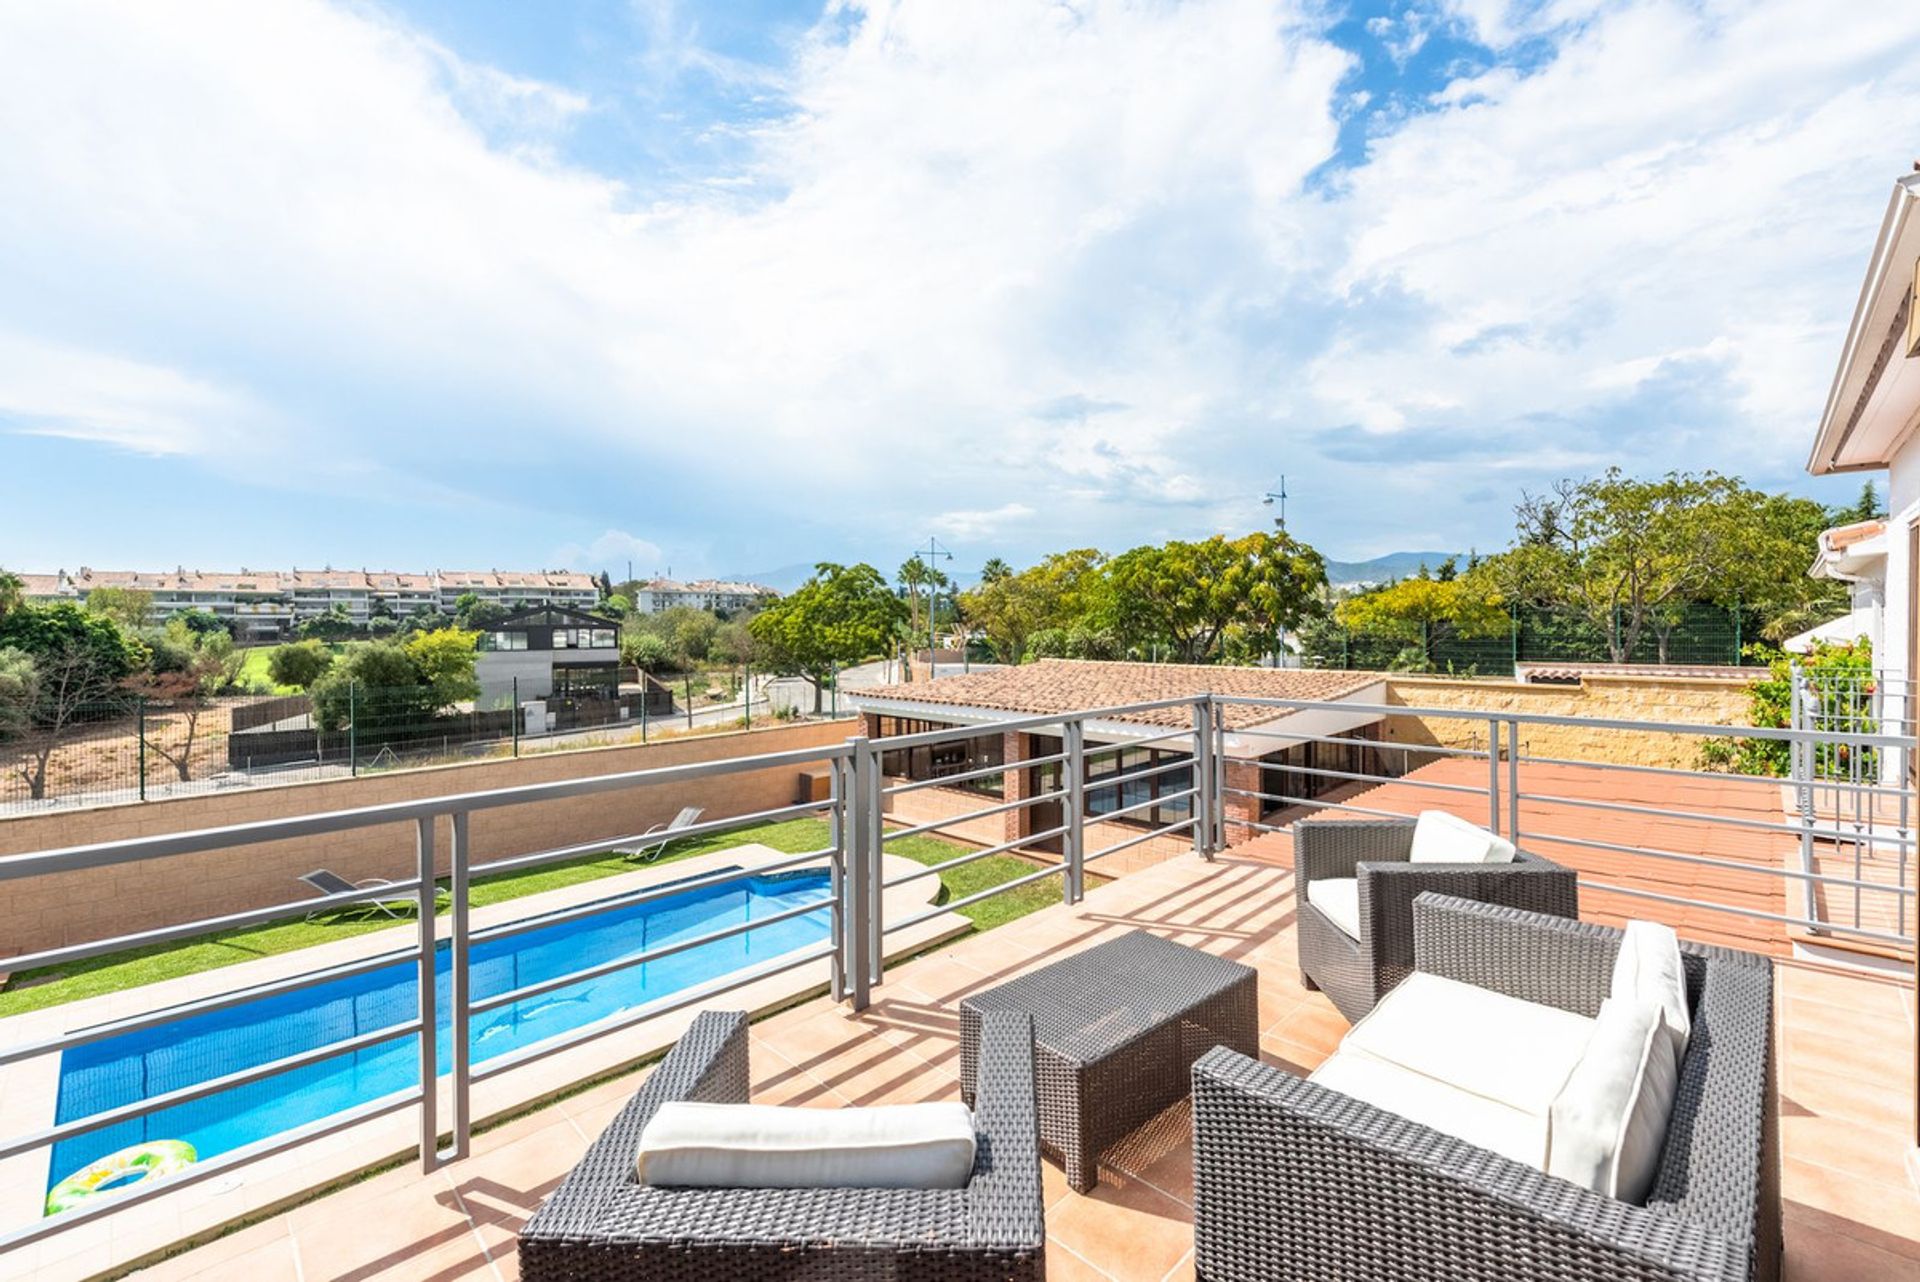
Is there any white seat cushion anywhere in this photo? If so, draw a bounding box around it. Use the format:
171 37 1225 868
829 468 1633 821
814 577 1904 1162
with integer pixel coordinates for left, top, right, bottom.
1341 972 1597 1116
1409 810 1517 864
1311 1046 1550 1168
1547 998 1680 1203
636 1101 976 1189
1306 876 1361 940
1610 920 1691 1067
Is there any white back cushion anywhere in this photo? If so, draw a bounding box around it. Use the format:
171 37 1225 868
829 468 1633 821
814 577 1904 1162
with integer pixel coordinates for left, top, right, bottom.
1409 810 1517 864
637 1101 976 1189
1610 920 1691 1065
1547 998 1680 1203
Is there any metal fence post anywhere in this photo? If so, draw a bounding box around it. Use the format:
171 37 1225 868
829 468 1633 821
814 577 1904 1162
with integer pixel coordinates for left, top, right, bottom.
348 680 359 777
641 678 649 743
1064 718 1086 903
415 816 439 1171
829 754 847 1003
1506 717 1522 843
685 676 694 731
447 810 471 1161
845 736 873 1010
830 661 838 718
511 677 520 758
1213 699 1227 854
864 739 883 990
1486 717 1501 835
136 695 148 802
1191 699 1213 859
743 663 751 728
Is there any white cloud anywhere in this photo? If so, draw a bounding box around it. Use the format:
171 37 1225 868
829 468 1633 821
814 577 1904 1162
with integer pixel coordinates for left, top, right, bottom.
0 0 1917 568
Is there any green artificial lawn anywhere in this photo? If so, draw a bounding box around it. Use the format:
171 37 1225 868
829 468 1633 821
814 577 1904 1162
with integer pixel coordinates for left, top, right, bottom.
0 818 1086 1018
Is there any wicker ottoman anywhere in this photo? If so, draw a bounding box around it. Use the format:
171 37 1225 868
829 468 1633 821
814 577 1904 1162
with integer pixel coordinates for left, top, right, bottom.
959 929 1258 1192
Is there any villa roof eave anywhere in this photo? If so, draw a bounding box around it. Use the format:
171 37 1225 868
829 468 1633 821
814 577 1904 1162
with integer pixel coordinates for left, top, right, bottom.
1808 173 1920 476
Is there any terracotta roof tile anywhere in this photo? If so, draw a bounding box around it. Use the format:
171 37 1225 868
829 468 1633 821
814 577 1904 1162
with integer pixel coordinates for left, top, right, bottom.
854 659 1381 728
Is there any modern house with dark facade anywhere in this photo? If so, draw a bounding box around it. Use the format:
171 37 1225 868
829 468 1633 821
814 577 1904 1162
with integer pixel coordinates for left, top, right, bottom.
474 605 624 707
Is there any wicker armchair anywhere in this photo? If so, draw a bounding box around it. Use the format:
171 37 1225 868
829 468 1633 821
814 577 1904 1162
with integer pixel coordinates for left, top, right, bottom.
1294 817 1578 1021
1194 894 1780 1282
519 1008 1047 1282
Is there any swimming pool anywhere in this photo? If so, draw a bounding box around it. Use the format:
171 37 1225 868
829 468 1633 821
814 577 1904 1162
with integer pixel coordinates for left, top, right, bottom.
47 866 833 1209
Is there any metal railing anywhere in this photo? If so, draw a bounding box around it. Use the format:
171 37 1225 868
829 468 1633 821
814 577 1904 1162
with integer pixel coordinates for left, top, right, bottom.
1 688 1914 1256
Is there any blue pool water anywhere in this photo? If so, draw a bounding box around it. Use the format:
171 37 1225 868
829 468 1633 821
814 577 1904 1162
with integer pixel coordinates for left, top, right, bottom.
48 868 832 1201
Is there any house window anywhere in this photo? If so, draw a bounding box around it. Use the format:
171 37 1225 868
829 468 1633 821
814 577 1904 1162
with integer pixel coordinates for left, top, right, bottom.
1085 745 1193 830
553 664 617 700
875 717 1005 797
484 630 528 652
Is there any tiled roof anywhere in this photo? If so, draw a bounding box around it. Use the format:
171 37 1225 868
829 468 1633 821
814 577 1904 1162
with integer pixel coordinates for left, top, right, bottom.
854 659 1381 729
1514 662 1758 684
1821 518 1885 551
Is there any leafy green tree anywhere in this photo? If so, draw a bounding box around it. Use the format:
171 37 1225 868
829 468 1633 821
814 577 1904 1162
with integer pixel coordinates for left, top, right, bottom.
85 586 154 629
1336 576 1507 670
0 647 35 740
7 639 124 800
1096 531 1326 663
1489 469 1814 663
0 601 147 679
310 642 440 737
960 549 1106 663
1700 640 1873 778
0 572 24 618
268 639 335 689
173 608 229 637
751 563 906 712
126 625 241 781
621 631 674 672
709 618 759 666
979 557 1013 584
403 628 480 709
452 593 509 631
601 593 631 619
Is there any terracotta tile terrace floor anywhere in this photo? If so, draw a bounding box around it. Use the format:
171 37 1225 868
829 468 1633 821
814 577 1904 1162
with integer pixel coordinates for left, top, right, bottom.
120 838 1920 1282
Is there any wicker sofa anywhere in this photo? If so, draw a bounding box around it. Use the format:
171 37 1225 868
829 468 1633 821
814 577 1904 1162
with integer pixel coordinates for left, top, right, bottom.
1295 817 1579 1021
1194 893 1779 1282
519 1009 1048 1281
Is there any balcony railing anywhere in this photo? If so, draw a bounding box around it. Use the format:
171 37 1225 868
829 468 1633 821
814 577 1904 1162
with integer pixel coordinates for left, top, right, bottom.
0 692 1912 1258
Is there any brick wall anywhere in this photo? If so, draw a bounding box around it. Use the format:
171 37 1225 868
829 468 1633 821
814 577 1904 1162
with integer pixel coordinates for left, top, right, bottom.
0 720 856 962
1380 674 1755 769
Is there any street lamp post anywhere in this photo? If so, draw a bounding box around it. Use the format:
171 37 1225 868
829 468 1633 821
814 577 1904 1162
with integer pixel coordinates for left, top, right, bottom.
909 537 954 681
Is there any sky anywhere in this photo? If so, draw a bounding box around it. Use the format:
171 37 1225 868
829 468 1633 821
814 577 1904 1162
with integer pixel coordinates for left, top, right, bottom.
3 0 1920 584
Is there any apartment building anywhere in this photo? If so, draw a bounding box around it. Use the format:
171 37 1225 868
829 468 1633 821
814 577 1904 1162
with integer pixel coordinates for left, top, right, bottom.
19 566 600 639
632 577 776 615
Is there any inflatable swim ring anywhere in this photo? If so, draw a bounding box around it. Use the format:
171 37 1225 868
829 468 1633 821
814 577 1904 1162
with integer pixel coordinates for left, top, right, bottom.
46 1140 196 1216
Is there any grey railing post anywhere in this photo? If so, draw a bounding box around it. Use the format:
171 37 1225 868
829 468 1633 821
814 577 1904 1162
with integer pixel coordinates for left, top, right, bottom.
1191 698 1214 859
865 739 883 990
415 815 439 1171
1064 718 1086 903
1486 717 1502 835
136 695 147 802
1212 698 1227 853
1506 717 1522 844
447 809 471 1161
828 752 847 1003
845 736 873 1010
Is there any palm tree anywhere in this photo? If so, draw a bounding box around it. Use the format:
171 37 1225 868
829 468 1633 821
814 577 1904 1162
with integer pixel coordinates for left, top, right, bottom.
897 558 930 651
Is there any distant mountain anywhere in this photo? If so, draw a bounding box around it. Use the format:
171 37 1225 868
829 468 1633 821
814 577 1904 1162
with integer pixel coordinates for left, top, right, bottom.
720 563 824 593
1323 551 1461 587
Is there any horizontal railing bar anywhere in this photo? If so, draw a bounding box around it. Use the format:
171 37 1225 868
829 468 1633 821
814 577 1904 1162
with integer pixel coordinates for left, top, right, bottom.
1085 755 1194 794
1087 786 1197 827
1516 750 1917 799
881 754 1054 796
470 942 838 1082
1576 878 1913 947
1515 790 1916 848
1229 727 1491 763
882 825 1071 889
0 742 855 880
0 1088 424 1253
1230 760 1489 796
471 895 832 1015
1524 829 1917 897
1241 790 1414 822
470 847 835 946
1082 725 1202 753
1085 816 1197 864
887 863 1065 932
1 1020 423 1160
468 800 834 878
0 945 420 1066
882 788 1069 842
866 696 1204 751
1212 694 1915 749
0 877 431 975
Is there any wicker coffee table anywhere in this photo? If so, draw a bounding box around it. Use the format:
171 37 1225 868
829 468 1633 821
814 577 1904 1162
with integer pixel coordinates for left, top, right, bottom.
958 929 1258 1192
